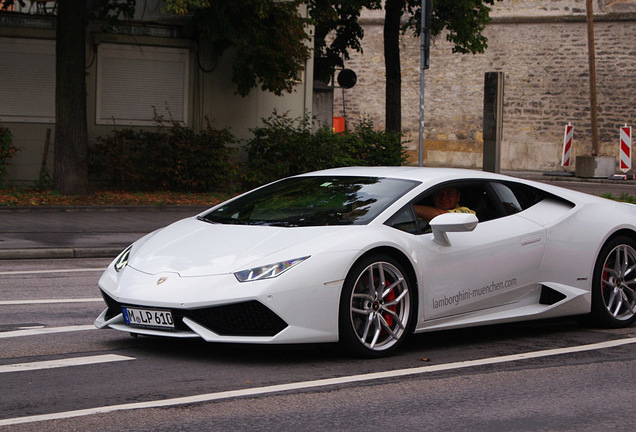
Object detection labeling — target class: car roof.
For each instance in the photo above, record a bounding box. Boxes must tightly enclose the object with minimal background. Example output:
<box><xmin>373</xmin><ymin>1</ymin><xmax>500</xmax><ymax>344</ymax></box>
<box><xmin>298</xmin><ymin>166</ymin><xmax>511</xmax><ymax>184</ymax></box>
<box><xmin>301</xmin><ymin>166</ymin><xmax>613</xmax><ymax>208</ymax></box>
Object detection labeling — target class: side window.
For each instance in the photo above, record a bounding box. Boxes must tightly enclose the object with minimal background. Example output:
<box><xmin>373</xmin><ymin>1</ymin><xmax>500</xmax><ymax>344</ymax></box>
<box><xmin>400</xmin><ymin>180</ymin><xmax>563</xmax><ymax>231</ymax></box>
<box><xmin>491</xmin><ymin>183</ymin><xmax>523</xmax><ymax>215</ymax></box>
<box><xmin>490</xmin><ymin>181</ymin><xmax>548</xmax><ymax>214</ymax></box>
<box><xmin>385</xmin><ymin>206</ymin><xmax>419</xmax><ymax>234</ymax></box>
<box><xmin>456</xmin><ymin>183</ymin><xmax>500</xmax><ymax>222</ymax></box>
<box><xmin>411</xmin><ymin>180</ymin><xmax>501</xmax><ymax>226</ymax></box>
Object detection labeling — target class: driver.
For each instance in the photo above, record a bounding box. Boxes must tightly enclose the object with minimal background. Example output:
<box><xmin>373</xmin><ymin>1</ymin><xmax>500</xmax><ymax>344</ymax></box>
<box><xmin>415</xmin><ymin>187</ymin><xmax>475</xmax><ymax>222</ymax></box>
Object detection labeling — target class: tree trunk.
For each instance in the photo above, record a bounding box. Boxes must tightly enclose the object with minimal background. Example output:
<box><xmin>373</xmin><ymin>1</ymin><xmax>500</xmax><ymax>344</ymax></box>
<box><xmin>384</xmin><ymin>0</ymin><xmax>402</xmax><ymax>133</ymax></box>
<box><xmin>54</xmin><ymin>0</ymin><xmax>89</xmax><ymax>194</ymax></box>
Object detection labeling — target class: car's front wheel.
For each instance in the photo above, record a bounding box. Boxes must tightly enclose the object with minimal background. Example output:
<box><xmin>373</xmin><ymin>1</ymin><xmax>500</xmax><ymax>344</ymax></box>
<box><xmin>591</xmin><ymin>236</ymin><xmax>636</xmax><ymax>328</ymax></box>
<box><xmin>339</xmin><ymin>254</ymin><xmax>414</xmax><ymax>357</ymax></box>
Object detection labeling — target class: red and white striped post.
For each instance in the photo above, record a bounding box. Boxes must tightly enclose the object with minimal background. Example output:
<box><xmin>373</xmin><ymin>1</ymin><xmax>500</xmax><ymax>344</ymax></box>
<box><xmin>619</xmin><ymin>125</ymin><xmax>632</xmax><ymax>172</ymax></box>
<box><xmin>562</xmin><ymin>123</ymin><xmax>573</xmax><ymax>167</ymax></box>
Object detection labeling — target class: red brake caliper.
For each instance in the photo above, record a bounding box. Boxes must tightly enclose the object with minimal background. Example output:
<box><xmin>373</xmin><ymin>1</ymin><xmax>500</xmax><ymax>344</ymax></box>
<box><xmin>383</xmin><ymin>289</ymin><xmax>396</xmax><ymax>328</ymax></box>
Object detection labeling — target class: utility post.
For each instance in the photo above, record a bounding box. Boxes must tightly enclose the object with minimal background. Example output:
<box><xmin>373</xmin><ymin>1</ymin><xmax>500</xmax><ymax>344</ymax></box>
<box><xmin>418</xmin><ymin>0</ymin><xmax>432</xmax><ymax>167</ymax></box>
<box><xmin>576</xmin><ymin>0</ymin><xmax>616</xmax><ymax>177</ymax></box>
<box><xmin>585</xmin><ymin>0</ymin><xmax>600</xmax><ymax>157</ymax></box>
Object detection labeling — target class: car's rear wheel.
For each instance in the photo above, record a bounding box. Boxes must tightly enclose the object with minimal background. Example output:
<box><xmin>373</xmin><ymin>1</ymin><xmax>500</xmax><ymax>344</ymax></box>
<box><xmin>339</xmin><ymin>254</ymin><xmax>414</xmax><ymax>357</ymax></box>
<box><xmin>591</xmin><ymin>236</ymin><xmax>636</xmax><ymax>328</ymax></box>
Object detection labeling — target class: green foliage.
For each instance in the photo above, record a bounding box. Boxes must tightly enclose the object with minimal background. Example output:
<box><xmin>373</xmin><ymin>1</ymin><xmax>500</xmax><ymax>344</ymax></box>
<box><xmin>165</xmin><ymin>0</ymin><xmax>378</xmax><ymax>90</ymax></box>
<box><xmin>242</xmin><ymin>113</ymin><xmax>316</xmax><ymax>186</ymax></box>
<box><xmin>180</xmin><ymin>0</ymin><xmax>311</xmax><ymax>96</ymax></box>
<box><xmin>243</xmin><ymin>113</ymin><xmax>407</xmax><ymax>187</ymax></box>
<box><xmin>164</xmin><ymin>0</ymin><xmax>210</xmax><ymax>15</ymax></box>
<box><xmin>95</xmin><ymin>0</ymin><xmax>136</xmax><ymax>26</ymax></box>
<box><xmin>310</xmin><ymin>0</ymin><xmax>502</xmax><ymax>83</ymax></box>
<box><xmin>89</xmin><ymin>113</ymin><xmax>405</xmax><ymax>193</ymax></box>
<box><xmin>404</xmin><ymin>0</ymin><xmax>501</xmax><ymax>54</ymax></box>
<box><xmin>0</xmin><ymin>125</ymin><xmax>19</xmax><ymax>187</ymax></box>
<box><xmin>89</xmin><ymin>119</ymin><xmax>238</xmax><ymax>192</ymax></box>
<box><xmin>309</xmin><ymin>0</ymin><xmax>380</xmax><ymax>82</ymax></box>
<box><xmin>0</xmin><ymin>0</ymin><xmax>25</xmax><ymax>10</ymax></box>
<box><xmin>347</xmin><ymin>117</ymin><xmax>406</xmax><ymax>165</ymax></box>
<box><xmin>162</xmin><ymin>0</ymin><xmax>501</xmax><ymax>111</ymax></box>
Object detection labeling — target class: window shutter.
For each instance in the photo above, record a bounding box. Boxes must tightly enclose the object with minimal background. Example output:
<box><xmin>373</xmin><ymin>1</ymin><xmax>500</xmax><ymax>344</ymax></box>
<box><xmin>96</xmin><ymin>44</ymin><xmax>189</xmax><ymax>125</ymax></box>
<box><xmin>0</xmin><ymin>38</ymin><xmax>55</xmax><ymax>123</ymax></box>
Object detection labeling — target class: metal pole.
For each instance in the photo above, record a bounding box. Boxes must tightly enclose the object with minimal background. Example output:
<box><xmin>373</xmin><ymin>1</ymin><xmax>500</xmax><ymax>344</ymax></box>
<box><xmin>418</xmin><ymin>0</ymin><xmax>428</xmax><ymax>167</ymax></box>
<box><xmin>585</xmin><ymin>0</ymin><xmax>600</xmax><ymax>156</ymax></box>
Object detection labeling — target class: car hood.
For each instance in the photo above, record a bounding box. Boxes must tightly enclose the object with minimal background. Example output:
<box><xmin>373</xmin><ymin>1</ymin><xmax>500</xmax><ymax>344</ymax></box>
<box><xmin>127</xmin><ymin>217</ymin><xmax>346</xmax><ymax>277</ymax></box>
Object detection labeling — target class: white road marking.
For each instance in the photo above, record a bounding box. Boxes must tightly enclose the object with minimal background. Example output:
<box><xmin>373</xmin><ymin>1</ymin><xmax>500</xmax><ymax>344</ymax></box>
<box><xmin>1</xmin><ymin>337</ymin><xmax>635</xmax><ymax>426</ymax></box>
<box><xmin>0</xmin><ymin>325</ymin><xmax>95</xmax><ymax>339</ymax></box>
<box><xmin>0</xmin><ymin>268</ymin><xmax>105</xmax><ymax>276</ymax></box>
<box><xmin>0</xmin><ymin>298</ymin><xmax>102</xmax><ymax>305</ymax></box>
<box><xmin>0</xmin><ymin>354</ymin><xmax>135</xmax><ymax>374</ymax></box>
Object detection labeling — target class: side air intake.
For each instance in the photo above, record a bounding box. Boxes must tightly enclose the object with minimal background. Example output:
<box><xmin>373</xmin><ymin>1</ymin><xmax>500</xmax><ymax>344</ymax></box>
<box><xmin>539</xmin><ymin>285</ymin><xmax>567</xmax><ymax>305</ymax></box>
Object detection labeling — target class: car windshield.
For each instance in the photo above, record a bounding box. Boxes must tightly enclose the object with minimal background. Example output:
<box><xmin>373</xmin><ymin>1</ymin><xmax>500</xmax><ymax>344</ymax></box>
<box><xmin>200</xmin><ymin>176</ymin><xmax>418</xmax><ymax>227</ymax></box>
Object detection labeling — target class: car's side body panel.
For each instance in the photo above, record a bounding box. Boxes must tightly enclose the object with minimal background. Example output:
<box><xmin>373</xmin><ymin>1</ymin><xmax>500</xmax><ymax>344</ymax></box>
<box><xmin>414</xmin><ymin>214</ymin><xmax>547</xmax><ymax>324</ymax></box>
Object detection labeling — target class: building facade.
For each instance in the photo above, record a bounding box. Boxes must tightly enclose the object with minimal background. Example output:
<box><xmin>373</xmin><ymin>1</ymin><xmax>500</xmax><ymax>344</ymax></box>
<box><xmin>334</xmin><ymin>0</ymin><xmax>636</xmax><ymax>172</ymax></box>
<box><xmin>0</xmin><ymin>2</ymin><xmax>314</xmax><ymax>185</ymax></box>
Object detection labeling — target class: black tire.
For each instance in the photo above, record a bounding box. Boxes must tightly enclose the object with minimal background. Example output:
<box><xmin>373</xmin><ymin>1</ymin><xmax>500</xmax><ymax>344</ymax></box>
<box><xmin>338</xmin><ymin>254</ymin><xmax>415</xmax><ymax>358</ymax></box>
<box><xmin>590</xmin><ymin>236</ymin><xmax>636</xmax><ymax>328</ymax></box>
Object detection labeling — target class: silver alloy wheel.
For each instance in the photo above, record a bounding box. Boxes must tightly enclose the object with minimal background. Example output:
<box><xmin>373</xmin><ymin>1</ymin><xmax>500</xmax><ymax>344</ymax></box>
<box><xmin>349</xmin><ymin>261</ymin><xmax>410</xmax><ymax>351</ymax></box>
<box><xmin>600</xmin><ymin>244</ymin><xmax>636</xmax><ymax>321</ymax></box>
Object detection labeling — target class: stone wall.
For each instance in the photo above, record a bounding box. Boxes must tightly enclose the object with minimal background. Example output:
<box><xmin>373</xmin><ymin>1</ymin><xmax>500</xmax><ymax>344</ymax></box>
<box><xmin>334</xmin><ymin>0</ymin><xmax>636</xmax><ymax>172</ymax></box>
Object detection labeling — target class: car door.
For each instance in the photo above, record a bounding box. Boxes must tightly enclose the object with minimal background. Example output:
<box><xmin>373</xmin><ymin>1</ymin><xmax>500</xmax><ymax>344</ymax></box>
<box><xmin>414</xmin><ymin>181</ymin><xmax>547</xmax><ymax>324</ymax></box>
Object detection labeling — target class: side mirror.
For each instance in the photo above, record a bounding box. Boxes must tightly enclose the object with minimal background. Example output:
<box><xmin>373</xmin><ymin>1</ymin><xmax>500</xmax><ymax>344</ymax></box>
<box><xmin>429</xmin><ymin>213</ymin><xmax>478</xmax><ymax>246</ymax></box>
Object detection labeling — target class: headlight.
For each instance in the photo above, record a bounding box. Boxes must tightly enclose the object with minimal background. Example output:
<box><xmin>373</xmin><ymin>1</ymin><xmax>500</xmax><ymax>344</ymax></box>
<box><xmin>234</xmin><ymin>256</ymin><xmax>310</xmax><ymax>282</ymax></box>
<box><xmin>113</xmin><ymin>245</ymin><xmax>133</xmax><ymax>272</ymax></box>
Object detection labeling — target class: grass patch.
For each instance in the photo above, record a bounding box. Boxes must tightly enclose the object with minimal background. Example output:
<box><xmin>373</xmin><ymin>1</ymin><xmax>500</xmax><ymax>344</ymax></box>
<box><xmin>601</xmin><ymin>193</ymin><xmax>636</xmax><ymax>204</ymax></box>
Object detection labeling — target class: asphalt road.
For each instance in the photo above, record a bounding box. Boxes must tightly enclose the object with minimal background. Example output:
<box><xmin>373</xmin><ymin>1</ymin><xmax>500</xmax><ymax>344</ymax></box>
<box><xmin>1</xmin><ymin>258</ymin><xmax>636</xmax><ymax>431</ymax></box>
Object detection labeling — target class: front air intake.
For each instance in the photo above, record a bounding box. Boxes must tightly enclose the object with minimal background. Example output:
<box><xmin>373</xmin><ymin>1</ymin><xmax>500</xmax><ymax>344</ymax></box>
<box><xmin>179</xmin><ymin>301</ymin><xmax>288</xmax><ymax>337</ymax></box>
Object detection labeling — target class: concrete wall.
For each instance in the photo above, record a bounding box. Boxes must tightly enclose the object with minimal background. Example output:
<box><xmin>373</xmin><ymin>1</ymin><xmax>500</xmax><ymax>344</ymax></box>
<box><xmin>334</xmin><ymin>0</ymin><xmax>636</xmax><ymax>172</ymax></box>
<box><xmin>1</xmin><ymin>13</ymin><xmax>313</xmax><ymax>185</ymax></box>
<box><xmin>195</xmin><ymin>43</ymin><xmax>314</xmax><ymax>141</ymax></box>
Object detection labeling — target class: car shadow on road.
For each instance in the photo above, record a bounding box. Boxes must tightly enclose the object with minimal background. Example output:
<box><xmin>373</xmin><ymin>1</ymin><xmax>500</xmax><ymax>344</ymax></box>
<box><xmin>100</xmin><ymin>316</ymin><xmax>611</xmax><ymax>367</ymax></box>
<box><xmin>401</xmin><ymin>316</ymin><xmax>610</xmax><ymax>359</ymax></box>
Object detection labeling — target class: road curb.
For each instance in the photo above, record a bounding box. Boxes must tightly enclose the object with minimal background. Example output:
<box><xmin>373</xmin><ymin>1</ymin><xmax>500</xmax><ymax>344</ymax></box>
<box><xmin>0</xmin><ymin>205</ymin><xmax>210</xmax><ymax>213</ymax></box>
<box><xmin>0</xmin><ymin>247</ymin><xmax>121</xmax><ymax>260</ymax></box>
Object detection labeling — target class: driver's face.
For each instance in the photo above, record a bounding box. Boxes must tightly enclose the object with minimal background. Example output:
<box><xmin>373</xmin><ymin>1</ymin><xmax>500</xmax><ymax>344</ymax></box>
<box><xmin>433</xmin><ymin>188</ymin><xmax>460</xmax><ymax>211</ymax></box>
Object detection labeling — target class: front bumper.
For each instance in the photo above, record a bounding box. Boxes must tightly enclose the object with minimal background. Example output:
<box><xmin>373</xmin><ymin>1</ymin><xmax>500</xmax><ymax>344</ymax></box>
<box><xmin>95</xmin><ymin>262</ymin><xmax>344</xmax><ymax>344</ymax></box>
<box><xmin>96</xmin><ymin>292</ymin><xmax>288</xmax><ymax>339</ymax></box>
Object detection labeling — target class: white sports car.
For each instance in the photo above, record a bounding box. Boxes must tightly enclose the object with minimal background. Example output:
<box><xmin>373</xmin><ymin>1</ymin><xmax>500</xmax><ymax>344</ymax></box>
<box><xmin>95</xmin><ymin>167</ymin><xmax>636</xmax><ymax>357</ymax></box>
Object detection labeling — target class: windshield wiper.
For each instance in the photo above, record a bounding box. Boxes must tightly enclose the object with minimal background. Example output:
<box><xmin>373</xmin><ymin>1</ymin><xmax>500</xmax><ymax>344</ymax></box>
<box><xmin>197</xmin><ymin>215</ymin><xmax>213</xmax><ymax>224</ymax></box>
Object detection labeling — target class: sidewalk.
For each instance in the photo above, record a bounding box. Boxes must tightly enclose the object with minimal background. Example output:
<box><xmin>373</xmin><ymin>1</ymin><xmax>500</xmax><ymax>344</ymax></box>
<box><xmin>0</xmin><ymin>206</ymin><xmax>209</xmax><ymax>260</ymax></box>
<box><xmin>506</xmin><ymin>170</ymin><xmax>636</xmax><ymax>196</ymax></box>
<box><xmin>0</xmin><ymin>171</ymin><xmax>634</xmax><ymax>260</ymax></box>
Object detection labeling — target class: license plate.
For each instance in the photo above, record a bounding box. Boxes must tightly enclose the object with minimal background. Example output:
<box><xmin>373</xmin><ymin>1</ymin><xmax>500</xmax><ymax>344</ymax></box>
<box><xmin>122</xmin><ymin>307</ymin><xmax>174</xmax><ymax>330</ymax></box>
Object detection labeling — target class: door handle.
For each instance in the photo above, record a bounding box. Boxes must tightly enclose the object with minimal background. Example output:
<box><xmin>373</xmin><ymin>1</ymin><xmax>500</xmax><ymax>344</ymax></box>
<box><xmin>521</xmin><ymin>234</ymin><xmax>543</xmax><ymax>246</ymax></box>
